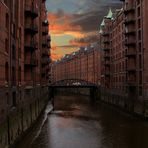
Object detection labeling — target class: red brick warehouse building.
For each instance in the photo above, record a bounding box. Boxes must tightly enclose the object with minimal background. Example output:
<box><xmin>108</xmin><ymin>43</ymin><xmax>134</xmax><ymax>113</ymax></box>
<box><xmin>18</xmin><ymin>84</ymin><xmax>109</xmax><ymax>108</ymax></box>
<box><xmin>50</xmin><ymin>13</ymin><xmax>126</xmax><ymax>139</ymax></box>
<box><xmin>100</xmin><ymin>9</ymin><xmax>126</xmax><ymax>94</ymax></box>
<box><xmin>99</xmin><ymin>0</ymin><xmax>148</xmax><ymax>113</ymax></box>
<box><xmin>51</xmin><ymin>45</ymin><xmax>101</xmax><ymax>86</ymax></box>
<box><xmin>0</xmin><ymin>0</ymin><xmax>51</xmax><ymax>147</ymax></box>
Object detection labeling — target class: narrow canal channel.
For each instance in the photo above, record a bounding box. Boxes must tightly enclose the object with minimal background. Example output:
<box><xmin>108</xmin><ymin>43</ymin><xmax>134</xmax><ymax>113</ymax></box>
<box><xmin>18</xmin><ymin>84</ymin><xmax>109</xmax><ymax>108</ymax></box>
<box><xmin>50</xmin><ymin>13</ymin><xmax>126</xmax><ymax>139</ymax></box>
<box><xmin>16</xmin><ymin>94</ymin><xmax>148</xmax><ymax>148</ymax></box>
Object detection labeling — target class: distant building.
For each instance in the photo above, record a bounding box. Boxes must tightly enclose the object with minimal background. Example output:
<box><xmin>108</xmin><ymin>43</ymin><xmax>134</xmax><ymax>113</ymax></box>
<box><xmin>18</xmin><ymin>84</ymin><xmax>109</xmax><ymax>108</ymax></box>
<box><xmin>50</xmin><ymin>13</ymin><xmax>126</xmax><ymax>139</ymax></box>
<box><xmin>51</xmin><ymin>45</ymin><xmax>101</xmax><ymax>85</ymax></box>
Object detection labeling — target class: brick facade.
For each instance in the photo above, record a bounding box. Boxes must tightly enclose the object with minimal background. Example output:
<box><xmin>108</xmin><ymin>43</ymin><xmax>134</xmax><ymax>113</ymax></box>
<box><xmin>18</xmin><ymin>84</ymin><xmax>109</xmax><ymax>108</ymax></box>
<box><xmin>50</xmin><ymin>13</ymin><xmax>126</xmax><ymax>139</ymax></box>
<box><xmin>98</xmin><ymin>0</ymin><xmax>148</xmax><ymax>115</ymax></box>
<box><xmin>51</xmin><ymin>46</ymin><xmax>100</xmax><ymax>85</ymax></box>
<box><xmin>100</xmin><ymin>0</ymin><xmax>148</xmax><ymax>99</ymax></box>
<box><xmin>0</xmin><ymin>0</ymin><xmax>51</xmax><ymax>147</ymax></box>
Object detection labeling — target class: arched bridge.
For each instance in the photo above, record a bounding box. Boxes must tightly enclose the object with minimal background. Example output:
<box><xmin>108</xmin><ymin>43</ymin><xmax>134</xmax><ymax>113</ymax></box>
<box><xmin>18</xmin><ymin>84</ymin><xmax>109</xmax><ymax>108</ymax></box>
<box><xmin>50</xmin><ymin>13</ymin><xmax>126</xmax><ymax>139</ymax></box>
<box><xmin>49</xmin><ymin>79</ymin><xmax>98</xmax><ymax>88</ymax></box>
<box><xmin>48</xmin><ymin>79</ymin><xmax>100</xmax><ymax>109</ymax></box>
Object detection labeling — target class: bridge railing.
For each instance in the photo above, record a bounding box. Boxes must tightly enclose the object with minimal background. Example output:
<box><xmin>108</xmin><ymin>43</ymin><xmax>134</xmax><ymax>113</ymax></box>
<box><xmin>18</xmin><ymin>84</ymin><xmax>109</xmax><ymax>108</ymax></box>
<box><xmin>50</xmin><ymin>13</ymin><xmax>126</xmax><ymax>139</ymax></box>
<box><xmin>50</xmin><ymin>79</ymin><xmax>99</xmax><ymax>87</ymax></box>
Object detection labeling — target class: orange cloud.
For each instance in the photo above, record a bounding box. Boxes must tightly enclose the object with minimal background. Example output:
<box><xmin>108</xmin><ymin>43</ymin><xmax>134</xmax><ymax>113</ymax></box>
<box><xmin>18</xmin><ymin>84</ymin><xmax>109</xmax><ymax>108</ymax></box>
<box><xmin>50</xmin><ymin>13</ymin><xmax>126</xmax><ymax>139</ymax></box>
<box><xmin>69</xmin><ymin>32</ymin><xmax>99</xmax><ymax>47</ymax></box>
<box><xmin>51</xmin><ymin>52</ymin><xmax>62</xmax><ymax>61</ymax></box>
<box><xmin>50</xmin><ymin>43</ymin><xmax>62</xmax><ymax>61</ymax></box>
<box><xmin>48</xmin><ymin>12</ymin><xmax>85</xmax><ymax>61</ymax></box>
<box><xmin>51</xmin><ymin>43</ymin><xmax>57</xmax><ymax>51</ymax></box>
<box><xmin>69</xmin><ymin>40</ymin><xmax>89</xmax><ymax>47</ymax></box>
<box><xmin>48</xmin><ymin>12</ymin><xmax>98</xmax><ymax>61</ymax></box>
<box><xmin>48</xmin><ymin>12</ymin><xmax>83</xmax><ymax>37</ymax></box>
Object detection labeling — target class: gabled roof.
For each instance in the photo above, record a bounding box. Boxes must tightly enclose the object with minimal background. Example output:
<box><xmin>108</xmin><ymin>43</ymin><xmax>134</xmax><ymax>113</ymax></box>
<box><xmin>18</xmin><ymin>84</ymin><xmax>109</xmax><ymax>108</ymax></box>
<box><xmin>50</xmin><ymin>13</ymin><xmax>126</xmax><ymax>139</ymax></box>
<box><xmin>99</xmin><ymin>28</ymin><xmax>103</xmax><ymax>34</ymax></box>
<box><xmin>100</xmin><ymin>19</ymin><xmax>105</xmax><ymax>27</ymax></box>
<box><xmin>106</xmin><ymin>8</ymin><xmax>113</xmax><ymax>19</ymax></box>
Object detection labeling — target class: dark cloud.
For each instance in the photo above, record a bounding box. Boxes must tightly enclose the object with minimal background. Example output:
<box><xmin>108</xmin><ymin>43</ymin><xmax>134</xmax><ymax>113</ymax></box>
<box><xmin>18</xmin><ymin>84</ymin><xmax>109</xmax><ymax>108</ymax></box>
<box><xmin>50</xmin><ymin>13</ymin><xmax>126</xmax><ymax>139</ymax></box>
<box><xmin>69</xmin><ymin>34</ymin><xmax>99</xmax><ymax>47</ymax></box>
<box><xmin>71</xmin><ymin>6</ymin><xmax>122</xmax><ymax>32</ymax></box>
<box><xmin>46</xmin><ymin>0</ymin><xmax>123</xmax><ymax>60</ymax></box>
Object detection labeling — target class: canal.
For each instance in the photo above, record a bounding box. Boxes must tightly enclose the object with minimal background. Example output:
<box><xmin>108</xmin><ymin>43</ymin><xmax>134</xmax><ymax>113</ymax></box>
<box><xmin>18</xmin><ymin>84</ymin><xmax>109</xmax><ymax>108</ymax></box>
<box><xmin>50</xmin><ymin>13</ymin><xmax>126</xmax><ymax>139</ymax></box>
<box><xmin>16</xmin><ymin>94</ymin><xmax>148</xmax><ymax>148</ymax></box>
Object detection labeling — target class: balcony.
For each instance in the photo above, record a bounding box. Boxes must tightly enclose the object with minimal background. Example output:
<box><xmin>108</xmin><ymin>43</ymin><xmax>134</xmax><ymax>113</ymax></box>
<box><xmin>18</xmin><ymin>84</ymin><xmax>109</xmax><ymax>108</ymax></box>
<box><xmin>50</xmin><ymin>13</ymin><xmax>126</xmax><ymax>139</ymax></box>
<box><xmin>126</xmin><ymin>79</ymin><xmax>136</xmax><ymax>86</ymax></box>
<box><xmin>102</xmin><ymin>32</ymin><xmax>109</xmax><ymax>36</ymax></box>
<box><xmin>126</xmin><ymin>65</ymin><xmax>136</xmax><ymax>72</ymax></box>
<box><xmin>103</xmin><ymin>60</ymin><xmax>110</xmax><ymax>66</ymax></box>
<box><xmin>42</xmin><ymin>67</ymin><xmax>46</xmax><ymax>75</ymax></box>
<box><xmin>48</xmin><ymin>58</ymin><xmax>52</xmax><ymax>63</ymax></box>
<box><xmin>125</xmin><ymin>40</ymin><xmax>136</xmax><ymax>47</ymax></box>
<box><xmin>25</xmin><ymin>57</ymin><xmax>38</xmax><ymax>67</ymax></box>
<box><xmin>24</xmin><ymin>81</ymin><xmax>34</xmax><ymax>89</ymax></box>
<box><xmin>42</xmin><ymin>28</ymin><xmax>49</xmax><ymax>35</ymax></box>
<box><xmin>24</xmin><ymin>41</ymin><xmax>37</xmax><ymax>51</ymax></box>
<box><xmin>42</xmin><ymin>49</ymin><xmax>49</xmax><ymax>57</ymax></box>
<box><xmin>47</xmin><ymin>43</ymin><xmax>51</xmax><ymax>48</ymax></box>
<box><xmin>11</xmin><ymin>80</ymin><xmax>16</xmax><ymax>86</ymax></box>
<box><xmin>25</xmin><ymin>5</ymin><xmax>38</xmax><ymax>19</ymax></box>
<box><xmin>104</xmin><ymin>53</ymin><xmax>110</xmax><ymax>59</ymax></box>
<box><xmin>42</xmin><ymin>20</ymin><xmax>49</xmax><ymax>26</ymax></box>
<box><xmin>124</xmin><ymin>30</ymin><xmax>135</xmax><ymax>36</ymax></box>
<box><xmin>102</xmin><ymin>48</ymin><xmax>110</xmax><ymax>51</ymax></box>
<box><xmin>42</xmin><ymin>58</ymin><xmax>50</xmax><ymax>66</ymax></box>
<box><xmin>103</xmin><ymin>40</ymin><xmax>110</xmax><ymax>44</ymax></box>
<box><xmin>25</xmin><ymin>23</ymin><xmax>38</xmax><ymax>35</ymax></box>
<box><xmin>124</xmin><ymin>18</ymin><xmax>135</xmax><ymax>25</ymax></box>
<box><xmin>124</xmin><ymin>6</ymin><xmax>135</xmax><ymax>15</ymax></box>
<box><xmin>125</xmin><ymin>50</ymin><xmax>136</xmax><ymax>57</ymax></box>
<box><xmin>42</xmin><ymin>40</ymin><xmax>47</xmax><ymax>47</ymax></box>
<box><xmin>47</xmin><ymin>36</ymin><xmax>51</xmax><ymax>42</ymax></box>
<box><xmin>103</xmin><ymin>70</ymin><xmax>110</xmax><ymax>76</ymax></box>
<box><xmin>46</xmin><ymin>67</ymin><xmax>50</xmax><ymax>72</ymax></box>
<box><xmin>42</xmin><ymin>66</ymin><xmax>49</xmax><ymax>74</ymax></box>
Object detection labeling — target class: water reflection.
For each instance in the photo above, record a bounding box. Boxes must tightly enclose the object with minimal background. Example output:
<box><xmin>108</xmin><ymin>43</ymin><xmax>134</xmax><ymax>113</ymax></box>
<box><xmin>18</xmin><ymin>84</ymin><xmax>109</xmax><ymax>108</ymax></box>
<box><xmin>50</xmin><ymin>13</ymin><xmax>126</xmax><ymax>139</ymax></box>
<box><xmin>16</xmin><ymin>94</ymin><xmax>148</xmax><ymax>148</ymax></box>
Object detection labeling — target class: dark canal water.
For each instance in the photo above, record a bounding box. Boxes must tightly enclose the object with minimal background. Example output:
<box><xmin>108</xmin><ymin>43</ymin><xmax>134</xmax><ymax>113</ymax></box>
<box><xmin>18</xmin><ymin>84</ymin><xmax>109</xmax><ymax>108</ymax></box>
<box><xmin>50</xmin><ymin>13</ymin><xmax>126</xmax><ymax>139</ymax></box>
<box><xmin>16</xmin><ymin>94</ymin><xmax>148</xmax><ymax>148</ymax></box>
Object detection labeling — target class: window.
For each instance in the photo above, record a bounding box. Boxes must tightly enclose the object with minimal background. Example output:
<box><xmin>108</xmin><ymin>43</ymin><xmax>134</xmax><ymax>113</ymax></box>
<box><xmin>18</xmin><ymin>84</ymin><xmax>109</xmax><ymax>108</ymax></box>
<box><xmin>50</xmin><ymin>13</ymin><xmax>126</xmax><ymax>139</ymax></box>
<box><xmin>137</xmin><ymin>7</ymin><xmax>140</xmax><ymax>17</ymax></box>
<box><xmin>19</xmin><ymin>66</ymin><xmax>21</xmax><ymax>82</ymax></box>
<box><xmin>137</xmin><ymin>0</ymin><xmax>140</xmax><ymax>5</ymax></box>
<box><xmin>139</xmin><ymin>87</ymin><xmax>142</xmax><ymax>96</ymax></box>
<box><xmin>5</xmin><ymin>13</ymin><xmax>9</xmax><ymax>30</ymax></box>
<box><xmin>138</xmin><ymin>19</ymin><xmax>141</xmax><ymax>28</ymax></box>
<box><xmin>6</xmin><ymin>93</ymin><xmax>9</xmax><ymax>105</ymax></box>
<box><xmin>12</xmin><ymin>24</ymin><xmax>16</xmax><ymax>37</ymax></box>
<box><xmin>138</xmin><ymin>30</ymin><xmax>141</xmax><ymax>40</ymax></box>
<box><xmin>139</xmin><ymin>42</ymin><xmax>142</xmax><ymax>52</ymax></box>
<box><xmin>12</xmin><ymin>45</ymin><xmax>16</xmax><ymax>59</ymax></box>
<box><xmin>139</xmin><ymin>55</ymin><xmax>142</xmax><ymax>69</ymax></box>
<box><xmin>18</xmin><ymin>48</ymin><xmax>21</xmax><ymax>58</ymax></box>
<box><xmin>5</xmin><ymin>39</ymin><xmax>8</xmax><ymax>53</ymax></box>
<box><xmin>5</xmin><ymin>62</ymin><xmax>9</xmax><ymax>83</ymax></box>
<box><xmin>19</xmin><ymin>91</ymin><xmax>22</xmax><ymax>101</ymax></box>
<box><xmin>12</xmin><ymin>67</ymin><xmax>16</xmax><ymax>85</ymax></box>
<box><xmin>12</xmin><ymin>92</ymin><xmax>16</xmax><ymax>107</ymax></box>
<box><xmin>139</xmin><ymin>71</ymin><xmax>142</xmax><ymax>84</ymax></box>
<box><xmin>18</xmin><ymin>28</ymin><xmax>22</xmax><ymax>58</ymax></box>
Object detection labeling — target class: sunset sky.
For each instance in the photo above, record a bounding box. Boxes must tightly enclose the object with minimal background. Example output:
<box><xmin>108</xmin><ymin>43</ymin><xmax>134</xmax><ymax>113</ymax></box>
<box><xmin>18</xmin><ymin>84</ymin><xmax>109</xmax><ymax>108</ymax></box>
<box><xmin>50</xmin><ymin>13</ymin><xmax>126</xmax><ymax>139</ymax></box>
<box><xmin>46</xmin><ymin>0</ymin><xmax>122</xmax><ymax>61</ymax></box>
